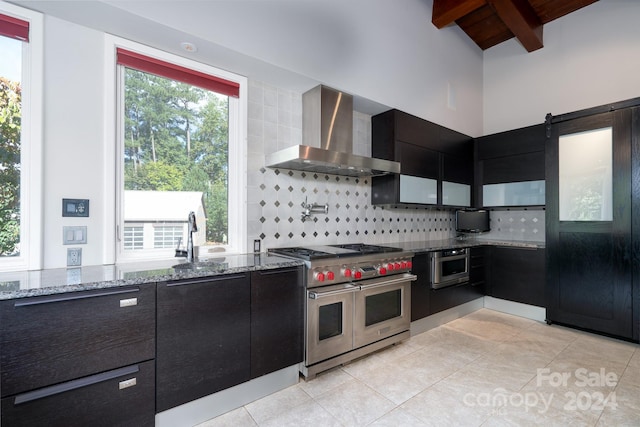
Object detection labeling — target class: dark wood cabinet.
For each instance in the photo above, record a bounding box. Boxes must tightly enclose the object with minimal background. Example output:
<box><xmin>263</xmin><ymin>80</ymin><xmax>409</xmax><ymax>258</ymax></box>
<box><xmin>469</xmin><ymin>246</ymin><xmax>487</xmax><ymax>291</ymax></box>
<box><xmin>396</xmin><ymin>141</ymin><xmax>439</xmax><ymax>179</ymax></box>
<box><xmin>371</xmin><ymin>109</ymin><xmax>473</xmax><ymax>207</ymax></box>
<box><xmin>410</xmin><ymin>253</ymin><xmax>431</xmax><ymax>321</ymax></box>
<box><xmin>0</xmin><ymin>286</ymin><xmax>155</xmax><ymax>397</ymax></box>
<box><xmin>250</xmin><ymin>267</ymin><xmax>304</xmax><ymax>378</ymax></box>
<box><xmin>0</xmin><ymin>286</ymin><xmax>156</xmax><ymax>426</ymax></box>
<box><xmin>1</xmin><ymin>361</ymin><xmax>155</xmax><ymax>427</ymax></box>
<box><xmin>156</xmin><ymin>274</ymin><xmax>251</xmax><ymax>412</ymax></box>
<box><xmin>429</xmin><ymin>281</ymin><xmax>483</xmax><ymax>315</ymax></box>
<box><xmin>411</xmin><ymin>248</ymin><xmax>485</xmax><ymax>320</ymax></box>
<box><xmin>474</xmin><ymin>123</ymin><xmax>546</xmax><ymax>207</ymax></box>
<box><xmin>489</xmin><ymin>246</ymin><xmax>545</xmax><ymax>307</ymax></box>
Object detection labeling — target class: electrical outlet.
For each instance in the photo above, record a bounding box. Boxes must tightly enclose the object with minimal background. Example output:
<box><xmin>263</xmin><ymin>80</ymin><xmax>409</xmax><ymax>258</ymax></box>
<box><xmin>67</xmin><ymin>248</ymin><xmax>82</xmax><ymax>267</ymax></box>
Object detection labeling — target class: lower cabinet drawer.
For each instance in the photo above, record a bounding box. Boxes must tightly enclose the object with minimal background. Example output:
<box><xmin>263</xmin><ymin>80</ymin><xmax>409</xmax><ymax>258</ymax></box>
<box><xmin>429</xmin><ymin>282</ymin><xmax>483</xmax><ymax>315</ymax></box>
<box><xmin>1</xmin><ymin>360</ymin><xmax>155</xmax><ymax>427</ymax></box>
<box><xmin>0</xmin><ymin>286</ymin><xmax>156</xmax><ymax>397</ymax></box>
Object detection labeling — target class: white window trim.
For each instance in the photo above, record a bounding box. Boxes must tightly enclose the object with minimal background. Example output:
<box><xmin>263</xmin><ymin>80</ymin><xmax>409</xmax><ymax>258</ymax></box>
<box><xmin>104</xmin><ymin>35</ymin><xmax>247</xmax><ymax>264</ymax></box>
<box><xmin>0</xmin><ymin>4</ymin><xmax>43</xmax><ymax>272</ymax></box>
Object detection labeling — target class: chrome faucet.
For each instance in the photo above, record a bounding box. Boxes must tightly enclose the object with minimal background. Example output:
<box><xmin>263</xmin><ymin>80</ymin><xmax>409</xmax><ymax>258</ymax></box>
<box><xmin>186</xmin><ymin>211</ymin><xmax>198</xmax><ymax>262</ymax></box>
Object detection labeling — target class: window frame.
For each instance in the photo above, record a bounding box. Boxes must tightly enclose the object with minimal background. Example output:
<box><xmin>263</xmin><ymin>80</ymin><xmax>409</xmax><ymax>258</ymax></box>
<box><xmin>105</xmin><ymin>36</ymin><xmax>247</xmax><ymax>263</ymax></box>
<box><xmin>0</xmin><ymin>4</ymin><xmax>43</xmax><ymax>272</ymax></box>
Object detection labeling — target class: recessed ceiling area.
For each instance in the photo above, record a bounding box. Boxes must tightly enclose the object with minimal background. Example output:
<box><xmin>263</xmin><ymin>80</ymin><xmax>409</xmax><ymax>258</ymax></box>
<box><xmin>432</xmin><ymin>0</ymin><xmax>599</xmax><ymax>52</ymax></box>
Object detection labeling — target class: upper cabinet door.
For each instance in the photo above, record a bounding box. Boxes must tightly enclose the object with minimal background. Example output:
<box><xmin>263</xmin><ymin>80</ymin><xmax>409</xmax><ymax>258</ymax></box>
<box><xmin>475</xmin><ymin>123</ymin><xmax>546</xmax><ymax>208</ymax></box>
<box><xmin>546</xmin><ymin>104</ymin><xmax>636</xmax><ymax>339</ymax></box>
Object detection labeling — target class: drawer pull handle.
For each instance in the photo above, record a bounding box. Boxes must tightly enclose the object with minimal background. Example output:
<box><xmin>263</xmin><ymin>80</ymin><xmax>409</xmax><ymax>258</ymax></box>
<box><xmin>14</xmin><ymin>365</ymin><xmax>139</xmax><ymax>405</ymax></box>
<box><xmin>119</xmin><ymin>377</ymin><xmax>137</xmax><ymax>390</ymax></box>
<box><xmin>119</xmin><ymin>297</ymin><xmax>138</xmax><ymax>308</ymax></box>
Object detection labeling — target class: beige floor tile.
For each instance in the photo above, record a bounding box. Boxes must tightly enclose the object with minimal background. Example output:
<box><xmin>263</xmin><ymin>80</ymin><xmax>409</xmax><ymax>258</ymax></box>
<box><xmin>368</xmin><ymin>407</ymin><xmax>428</xmax><ymax>426</ymax></box>
<box><xmin>258</xmin><ymin>401</ymin><xmax>342</xmax><ymax>427</ymax></box>
<box><xmin>356</xmin><ymin>361</ymin><xmax>432</xmax><ymax>405</ymax></box>
<box><xmin>401</xmin><ymin>386</ymin><xmax>493</xmax><ymax>427</ymax></box>
<box><xmin>298</xmin><ymin>366</ymin><xmax>353</xmax><ymax>398</ymax></box>
<box><xmin>315</xmin><ymin>378</ymin><xmax>396</xmax><ymax>426</ymax></box>
<box><xmin>195</xmin><ymin>406</ymin><xmax>257</xmax><ymax>427</ymax></box>
<box><xmin>243</xmin><ymin>384</ymin><xmax>311</xmax><ymax>424</ymax></box>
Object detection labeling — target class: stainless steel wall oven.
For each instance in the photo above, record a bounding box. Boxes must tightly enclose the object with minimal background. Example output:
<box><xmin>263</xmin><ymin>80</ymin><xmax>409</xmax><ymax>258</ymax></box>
<box><xmin>430</xmin><ymin>248</ymin><xmax>469</xmax><ymax>289</ymax></box>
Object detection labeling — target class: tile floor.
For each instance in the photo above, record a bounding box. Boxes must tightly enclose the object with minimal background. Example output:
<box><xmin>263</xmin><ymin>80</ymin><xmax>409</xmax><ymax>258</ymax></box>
<box><xmin>197</xmin><ymin>309</ymin><xmax>640</xmax><ymax>427</ymax></box>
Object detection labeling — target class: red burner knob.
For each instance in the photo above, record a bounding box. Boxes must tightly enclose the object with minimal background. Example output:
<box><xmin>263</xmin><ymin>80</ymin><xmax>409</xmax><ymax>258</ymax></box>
<box><xmin>327</xmin><ymin>271</ymin><xmax>335</xmax><ymax>280</ymax></box>
<box><xmin>343</xmin><ymin>268</ymin><xmax>352</xmax><ymax>278</ymax></box>
<box><xmin>394</xmin><ymin>262</ymin><xmax>402</xmax><ymax>270</ymax></box>
<box><xmin>401</xmin><ymin>261</ymin><xmax>408</xmax><ymax>269</ymax></box>
<box><xmin>386</xmin><ymin>263</ymin><xmax>394</xmax><ymax>271</ymax></box>
<box><xmin>354</xmin><ymin>271</ymin><xmax>362</xmax><ymax>279</ymax></box>
<box><xmin>315</xmin><ymin>272</ymin><xmax>325</xmax><ymax>282</ymax></box>
<box><xmin>379</xmin><ymin>267</ymin><xmax>387</xmax><ymax>275</ymax></box>
<box><xmin>407</xmin><ymin>261</ymin><xmax>412</xmax><ymax>269</ymax></box>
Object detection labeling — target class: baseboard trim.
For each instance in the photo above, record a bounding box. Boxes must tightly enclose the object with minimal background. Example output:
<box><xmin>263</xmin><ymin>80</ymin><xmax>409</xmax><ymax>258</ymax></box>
<box><xmin>410</xmin><ymin>298</ymin><xmax>484</xmax><ymax>336</ymax></box>
<box><xmin>155</xmin><ymin>365</ymin><xmax>299</xmax><ymax>427</ymax></box>
<box><xmin>483</xmin><ymin>296</ymin><xmax>546</xmax><ymax>322</ymax></box>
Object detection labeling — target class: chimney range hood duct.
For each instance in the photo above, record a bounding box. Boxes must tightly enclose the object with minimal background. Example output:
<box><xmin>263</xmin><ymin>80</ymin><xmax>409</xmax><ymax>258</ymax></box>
<box><xmin>265</xmin><ymin>85</ymin><xmax>400</xmax><ymax>177</ymax></box>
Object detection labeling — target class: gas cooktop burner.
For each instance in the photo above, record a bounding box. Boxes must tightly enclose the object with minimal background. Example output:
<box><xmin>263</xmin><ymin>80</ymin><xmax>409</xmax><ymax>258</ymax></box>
<box><xmin>330</xmin><ymin>243</ymin><xmax>403</xmax><ymax>254</ymax></box>
<box><xmin>269</xmin><ymin>243</ymin><xmax>404</xmax><ymax>261</ymax></box>
<box><xmin>268</xmin><ymin>247</ymin><xmax>335</xmax><ymax>261</ymax></box>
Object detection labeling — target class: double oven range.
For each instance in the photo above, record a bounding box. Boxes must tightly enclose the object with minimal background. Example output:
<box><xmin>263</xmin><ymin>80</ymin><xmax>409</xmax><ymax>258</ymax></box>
<box><xmin>269</xmin><ymin>244</ymin><xmax>416</xmax><ymax>380</ymax></box>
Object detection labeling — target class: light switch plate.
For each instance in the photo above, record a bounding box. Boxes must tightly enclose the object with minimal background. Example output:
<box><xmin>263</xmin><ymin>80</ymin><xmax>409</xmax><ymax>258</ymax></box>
<box><xmin>63</xmin><ymin>226</ymin><xmax>87</xmax><ymax>245</ymax></box>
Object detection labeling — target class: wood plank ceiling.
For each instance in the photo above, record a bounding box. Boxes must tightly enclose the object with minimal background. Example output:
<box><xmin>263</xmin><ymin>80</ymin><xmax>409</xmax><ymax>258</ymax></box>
<box><xmin>432</xmin><ymin>0</ymin><xmax>599</xmax><ymax>52</ymax></box>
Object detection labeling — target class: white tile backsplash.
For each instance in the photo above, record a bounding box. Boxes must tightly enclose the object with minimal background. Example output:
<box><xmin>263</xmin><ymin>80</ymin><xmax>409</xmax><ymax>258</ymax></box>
<box><xmin>481</xmin><ymin>210</ymin><xmax>546</xmax><ymax>242</ymax></box>
<box><xmin>247</xmin><ymin>80</ymin><xmax>457</xmax><ymax>250</ymax></box>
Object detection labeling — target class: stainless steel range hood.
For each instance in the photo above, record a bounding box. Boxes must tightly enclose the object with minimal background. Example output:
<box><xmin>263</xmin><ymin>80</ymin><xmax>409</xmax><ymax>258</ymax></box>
<box><xmin>265</xmin><ymin>85</ymin><xmax>400</xmax><ymax>177</ymax></box>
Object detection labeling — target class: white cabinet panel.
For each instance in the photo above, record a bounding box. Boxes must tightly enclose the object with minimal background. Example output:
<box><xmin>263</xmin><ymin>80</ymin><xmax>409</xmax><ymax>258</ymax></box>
<box><xmin>483</xmin><ymin>180</ymin><xmax>545</xmax><ymax>207</ymax></box>
<box><xmin>442</xmin><ymin>181</ymin><xmax>470</xmax><ymax>207</ymax></box>
<box><xmin>399</xmin><ymin>175</ymin><xmax>437</xmax><ymax>204</ymax></box>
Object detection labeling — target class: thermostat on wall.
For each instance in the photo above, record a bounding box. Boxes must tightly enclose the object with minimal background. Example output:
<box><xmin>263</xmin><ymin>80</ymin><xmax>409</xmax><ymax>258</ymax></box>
<box><xmin>62</xmin><ymin>199</ymin><xmax>89</xmax><ymax>217</ymax></box>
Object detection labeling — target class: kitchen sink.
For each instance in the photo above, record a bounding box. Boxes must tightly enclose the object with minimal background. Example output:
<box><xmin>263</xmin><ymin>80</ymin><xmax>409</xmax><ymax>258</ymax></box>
<box><xmin>172</xmin><ymin>258</ymin><xmax>226</xmax><ymax>271</ymax></box>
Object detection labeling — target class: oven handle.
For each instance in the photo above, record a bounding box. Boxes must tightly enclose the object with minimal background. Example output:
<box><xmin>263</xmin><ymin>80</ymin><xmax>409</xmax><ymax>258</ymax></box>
<box><xmin>358</xmin><ymin>273</ymin><xmax>418</xmax><ymax>291</ymax></box>
<box><xmin>308</xmin><ymin>286</ymin><xmax>358</xmax><ymax>299</ymax></box>
<box><xmin>436</xmin><ymin>254</ymin><xmax>468</xmax><ymax>262</ymax></box>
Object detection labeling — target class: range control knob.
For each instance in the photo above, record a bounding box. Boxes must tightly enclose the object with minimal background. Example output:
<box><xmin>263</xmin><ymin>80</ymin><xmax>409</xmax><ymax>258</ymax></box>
<box><xmin>394</xmin><ymin>262</ymin><xmax>402</xmax><ymax>270</ymax></box>
<box><xmin>386</xmin><ymin>263</ymin><xmax>394</xmax><ymax>271</ymax></box>
<box><xmin>354</xmin><ymin>270</ymin><xmax>362</xmax><ymax>279</ymax></box>
<box><xmin>326</xmin><ymin>271</ymin><xmax>335</xmax><ymax>281</ymax></box>
<box><xmin>378</xmin><ymin>266</ymin><xmax>387</xmax><ymax>275</ymax></box>
<box><xmin>314</xmin><ymin>272</ymin><xmax>325</xmax><ymax>282</ymax></box>
<box><xmin>342</xmin><ymin>268</ymin><xmax>352</xmax><ymax>278</ymax></box>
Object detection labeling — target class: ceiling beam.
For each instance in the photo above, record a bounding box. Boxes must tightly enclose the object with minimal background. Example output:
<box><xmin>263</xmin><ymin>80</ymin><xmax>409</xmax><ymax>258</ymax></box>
<box><xmin>432</xmin><ymin>0</ymin><xmax>487</xmax><ymax>29</ymax></box>
<box><xmin>488</xmin><ymin>0</ymin><xmax>543</xmax><ymax>52</ymax></box>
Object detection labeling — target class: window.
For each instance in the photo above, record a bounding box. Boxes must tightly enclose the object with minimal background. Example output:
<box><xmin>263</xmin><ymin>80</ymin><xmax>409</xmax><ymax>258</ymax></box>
<box><xmin>0</xmin><ymin>5</ymin><xmax>42</xmax><ymax>271</ymax></box>
<box><xmin>112</xmin><ymin>40</ymin><xmax>247</xmax><ymax>261</ymax></box>
<box><xmin>123</xmin><ymin>225</ymin><xmax>144</xmax><ymax>250</ymax></box>
<box><xmin>153</xmin><ymin>225</ymin><xmax>183</xmax><ymax>249</ymax></box>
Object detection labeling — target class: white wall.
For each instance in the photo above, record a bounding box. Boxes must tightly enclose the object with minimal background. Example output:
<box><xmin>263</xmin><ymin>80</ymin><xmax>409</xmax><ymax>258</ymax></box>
<box><xmin>42</xmin><ymin>16</ymin><xmax>106</xmax><ymax>268</ymax></box>
<box><xmin>483</xmin><ymin>0</ymin><xmax>640</xmax><ymax>134</ymax></box>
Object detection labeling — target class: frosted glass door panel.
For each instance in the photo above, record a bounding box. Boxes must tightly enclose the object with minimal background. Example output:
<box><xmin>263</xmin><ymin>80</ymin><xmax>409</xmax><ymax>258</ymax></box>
<box><xmin>483</xmin><ymin>180</ymin><xmax>545</xmax><ymax>206</ymax></box>
<box><xmin>442</xmin><ymin>181</ymin><xmax>470</xmax><ymax>207</ymax></box>
<box><xmin>559</xmin><ymin>127</ymin><xmax>612</xmax><ymax>221</ymax></box>
<box><xmin>399</xmin><ymin>175</ymin><xmax>437</xmax><ymax>204</ymax></box>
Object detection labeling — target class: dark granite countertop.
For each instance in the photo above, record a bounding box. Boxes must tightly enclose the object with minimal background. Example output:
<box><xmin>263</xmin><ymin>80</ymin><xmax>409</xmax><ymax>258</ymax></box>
<box><xmin>0</xmin><ymin>254</ymin><xmax>304</xmax><ymax>301</ymax></box>
<box><xmin>391</xmin><ymin>238</ymin><xmax>545</xmax><ymax>253</ymax></box>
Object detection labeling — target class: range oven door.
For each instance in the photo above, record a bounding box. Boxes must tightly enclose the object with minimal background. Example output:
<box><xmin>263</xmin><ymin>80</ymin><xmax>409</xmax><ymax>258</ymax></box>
<box><xmin>353</xmin><ymin>273</ymin><xmax>416</xmax><ymax>349</ymax></box>
<box><xmin>306</xmin><ymin>284</ymin><xmax>357</xmax><ymax>366</ymax></box>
